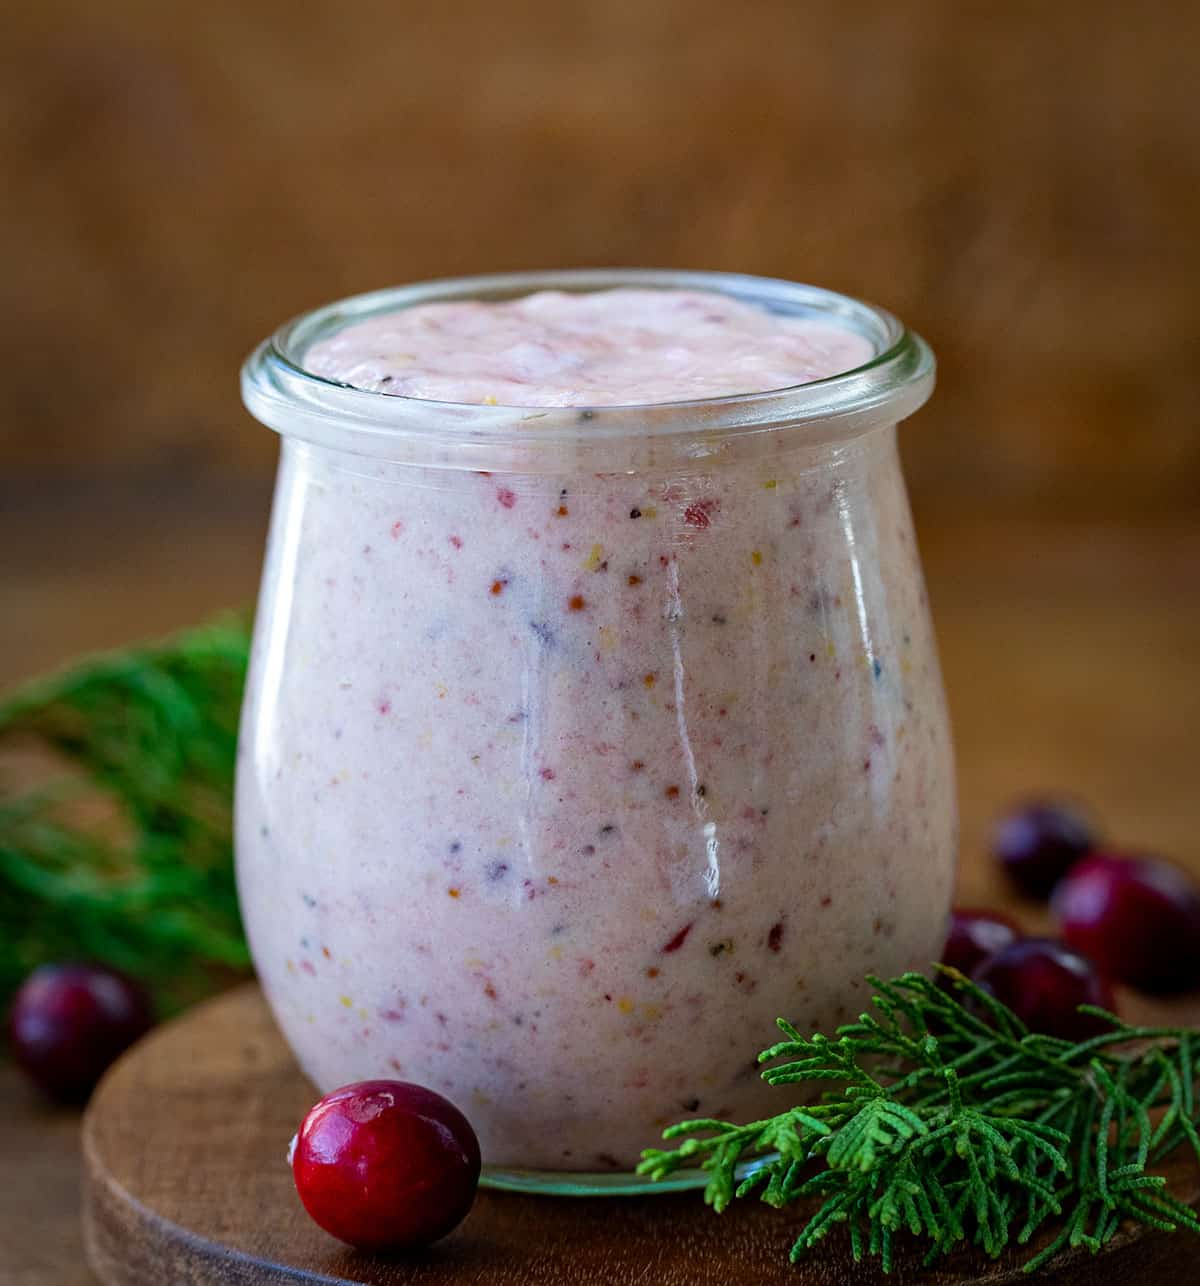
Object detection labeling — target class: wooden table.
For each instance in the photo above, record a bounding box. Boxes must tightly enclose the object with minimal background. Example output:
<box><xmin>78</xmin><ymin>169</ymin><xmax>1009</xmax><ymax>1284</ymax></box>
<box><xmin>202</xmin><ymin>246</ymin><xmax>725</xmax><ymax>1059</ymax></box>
<box><xmin>78</xmin><ymin>983</ymin><xmax>1200</xmax><ymax>1285</ymax></box>
<box><xmin>3</xmin><ymin>487</ymin><xmax>1199</xmax><ymax>1283</ymax></box>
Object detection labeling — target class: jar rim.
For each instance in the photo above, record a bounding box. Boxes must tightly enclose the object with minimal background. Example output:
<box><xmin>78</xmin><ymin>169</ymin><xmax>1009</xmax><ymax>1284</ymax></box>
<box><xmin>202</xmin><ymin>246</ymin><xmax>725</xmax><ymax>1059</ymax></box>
<box><xmin>242</xmin><ymin>269</ymin><xmax>934</xmax><ymax>467</ymax></box>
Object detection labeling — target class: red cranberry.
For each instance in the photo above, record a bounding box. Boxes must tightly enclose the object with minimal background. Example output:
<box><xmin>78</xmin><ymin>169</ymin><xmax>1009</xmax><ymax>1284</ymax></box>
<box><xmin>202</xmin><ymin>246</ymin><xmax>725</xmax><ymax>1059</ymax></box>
<box><xmin>941</xmin><ymin>908</ymin><xmax>1021</xmax><ymax>977</ymax></box>
<box><xmin>1053</xmin><ymin>852</ymin><xmax>1200</xmax><ymax>993</ymax></box>
<box><xmin>992</xmin><ymin>799</ymin><xmax>1096</xmax><ymax>899</ymax></box>
<box><xmin>291</xmin><ymin>1080</ymin><xmax>480</xmax><ymax>1250</ymax></box>
<box><xmin>8</xmin><ymin>963</ymin><xmax>154</xmax><ymax>1102</ymax></box>
<box><xmin>972</xmin><ymin>938</ymin><xmax>1114</xmax><ymax>1040</ymax></box>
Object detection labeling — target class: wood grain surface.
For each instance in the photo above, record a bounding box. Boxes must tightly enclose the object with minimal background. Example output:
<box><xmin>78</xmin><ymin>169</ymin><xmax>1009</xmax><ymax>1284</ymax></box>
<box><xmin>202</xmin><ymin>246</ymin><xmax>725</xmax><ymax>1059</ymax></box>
<box><xmin>2</xmin><ymin>0</ymin><xmax>1198</xmax><ymax>517</ymax></box>
<box><xmin>5</xmin><ymin>1065</ymin><xmax>96</xmax><ymax>1286</ymax></box>
<box><xmin>80</xmin><ymin>983</ymin><xmax>1200</xmax><ymax>1286</ymax></box>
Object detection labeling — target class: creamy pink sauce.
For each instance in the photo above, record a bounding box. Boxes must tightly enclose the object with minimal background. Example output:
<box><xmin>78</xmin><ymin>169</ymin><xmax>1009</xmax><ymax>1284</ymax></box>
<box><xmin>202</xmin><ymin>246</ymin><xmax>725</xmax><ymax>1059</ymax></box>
<box><xmin>303</xmin><ymin>288</ymin><xmax>875</xmax><ymax>405</ymax></box>
<box><xmin>237</xmin><ymin>287</ymin><xmax>955</xmax><ymax>1175</ymax></box>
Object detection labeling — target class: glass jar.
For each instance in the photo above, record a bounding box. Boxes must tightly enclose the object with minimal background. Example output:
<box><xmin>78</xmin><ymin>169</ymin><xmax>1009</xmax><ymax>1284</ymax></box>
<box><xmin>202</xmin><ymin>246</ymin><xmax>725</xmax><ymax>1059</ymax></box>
<box><xmin>237</xmin><ymin>269</ymin><xmax>955</xmax><ymax>1194</ymax></box>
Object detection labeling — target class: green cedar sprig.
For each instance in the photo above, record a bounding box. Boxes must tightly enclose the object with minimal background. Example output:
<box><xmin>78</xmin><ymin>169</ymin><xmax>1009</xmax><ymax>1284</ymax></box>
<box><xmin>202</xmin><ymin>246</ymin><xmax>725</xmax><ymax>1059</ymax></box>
<box><xmin>638</xmin><ymin>969</ymin><xmax>1200</xmax><ymax>1274</ymax></box>
<box><xmin>0</xmin><ymin>618</ymin><xmax>253</xmax><ymax>1013</ymax></box>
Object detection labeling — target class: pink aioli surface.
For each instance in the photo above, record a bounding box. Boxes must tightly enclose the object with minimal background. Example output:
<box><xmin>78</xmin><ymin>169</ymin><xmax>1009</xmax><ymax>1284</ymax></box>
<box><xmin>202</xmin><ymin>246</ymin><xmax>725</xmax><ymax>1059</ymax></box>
<box><xmin>303</xmin><ymin>288</ymin><xmax>875</xmax><ymax>406</ymax></box>
<box><xmin>236</xmin><ymin>285</ymin><xmax>956</xmax><ymax>1174</ymax></box>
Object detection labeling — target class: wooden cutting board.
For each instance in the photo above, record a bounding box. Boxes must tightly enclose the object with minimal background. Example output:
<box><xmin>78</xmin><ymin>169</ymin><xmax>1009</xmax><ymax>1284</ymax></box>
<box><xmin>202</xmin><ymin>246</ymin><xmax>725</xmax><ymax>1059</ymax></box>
<box><xmin>81</xmin><ymin>984</ymin><xmax>1200</xmax><ymax>1285</ymax></box>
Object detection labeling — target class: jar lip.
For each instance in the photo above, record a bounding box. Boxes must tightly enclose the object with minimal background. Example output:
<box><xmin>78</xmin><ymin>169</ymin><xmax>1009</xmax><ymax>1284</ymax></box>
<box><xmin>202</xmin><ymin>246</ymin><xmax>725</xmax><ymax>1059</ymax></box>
<box><xmin>242</xmin><ymin>269</ymin><xmax>934</xmax><ymax>463</ymax></box>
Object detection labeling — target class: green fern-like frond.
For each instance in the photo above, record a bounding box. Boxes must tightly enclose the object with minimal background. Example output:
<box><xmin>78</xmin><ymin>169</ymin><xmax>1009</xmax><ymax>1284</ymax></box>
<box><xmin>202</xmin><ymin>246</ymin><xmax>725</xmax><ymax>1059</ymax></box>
<box><xmin>0</xmin><ymin>618</ymin><xmax>252</xmax><ymax>1012</ymax></box>
<box><xmin>639</xmin><ymin>969</ymin><xmax>1200</xmax><ymax>1276</ymax></box>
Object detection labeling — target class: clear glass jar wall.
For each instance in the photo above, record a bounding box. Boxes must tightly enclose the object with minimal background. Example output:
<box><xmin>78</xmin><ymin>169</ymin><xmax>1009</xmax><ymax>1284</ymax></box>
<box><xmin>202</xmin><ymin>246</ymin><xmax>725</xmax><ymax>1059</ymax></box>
<box><xmin>236</xmin><ymin>270</ymin><xmax>956</xmax><ymax>1193</ymax></box>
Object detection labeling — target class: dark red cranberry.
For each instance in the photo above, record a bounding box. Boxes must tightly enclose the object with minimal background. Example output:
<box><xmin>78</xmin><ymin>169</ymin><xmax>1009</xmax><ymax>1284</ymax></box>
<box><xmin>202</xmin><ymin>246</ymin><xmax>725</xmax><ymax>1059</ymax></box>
<box><xmin>941</xmin><ymin>908</ymin><xmax>1021</xmax><ymax>978</ymax></box>
<box><xmin>992</xmin><ymin>799</ymin><xmax>1096</xmax><ymax>899</ymax></box>
<box><xmin>8</xmin><ymin>963</ymin><xmax>154</xmax><ymax>1102</ymax></box>
<box><xmin>291</xmin><ymin>1080</ymin><xmax>480</xmax><ymax>1250</ymax></box>
<box><xmin>1053</xmin><ymin>852</ymin><xmax>1200</xmax><ymax>993</ymax></box>
<box><xmin>972</xmin><ymin>938</ymin><xmax>1114</xmax><ymax>1040</ymax></box>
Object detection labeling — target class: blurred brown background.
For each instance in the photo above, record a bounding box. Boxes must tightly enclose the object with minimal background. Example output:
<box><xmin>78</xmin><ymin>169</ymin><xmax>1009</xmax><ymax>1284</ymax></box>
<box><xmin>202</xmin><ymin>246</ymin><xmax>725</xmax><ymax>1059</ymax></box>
<box><xmin>2</xmin><ymin>0</ymin><xmax>1198</xmax><ymax>872</ymax></box>
<box><xmin>5</xmin><ymin>0</ymin><xmax>1200</xmax><ymax>504</ymax></box>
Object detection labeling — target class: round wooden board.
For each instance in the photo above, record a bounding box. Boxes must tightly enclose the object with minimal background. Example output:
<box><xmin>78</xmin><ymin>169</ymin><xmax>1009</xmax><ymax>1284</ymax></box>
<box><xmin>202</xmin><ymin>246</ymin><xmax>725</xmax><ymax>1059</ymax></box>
<box><xmin>82</xmin><ymin>984</ymin><xmax>1200</xmax><ymax>1286</ymax></box>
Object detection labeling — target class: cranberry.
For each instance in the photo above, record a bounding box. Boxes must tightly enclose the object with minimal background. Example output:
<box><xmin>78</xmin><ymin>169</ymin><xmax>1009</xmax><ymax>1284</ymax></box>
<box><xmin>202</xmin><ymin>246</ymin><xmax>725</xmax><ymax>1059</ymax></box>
<box><xmin>8</xmin><ymin>963</ymin><xmax>154</xmax><ymax>1102</ymax></box>
<box><xmin>291</xmin><ymin>1080</ymin><xmax>480</xmax><ymax>1250</ymax></box>
<box><xmin>941</xmin><ymin>908</ymin><xmax>1021</xmax><ymax>978</ymax></box>
<box><xmin>992</xmin><ymin>799</ymin><xmax>1096</xmax><ymax>899</ymax></box>
<box><xmin>972</xmin><ymin>939</ymin><xmax>1114</xmax><ymax>1040</ymax></box>
<box><xmin>1053</xmin><ymin>852</ymin><xmax>1200</xmax><ymax>993</ymax></box>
